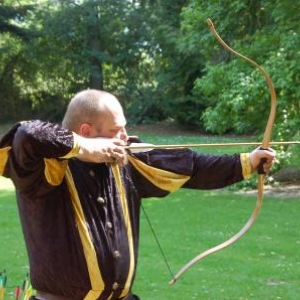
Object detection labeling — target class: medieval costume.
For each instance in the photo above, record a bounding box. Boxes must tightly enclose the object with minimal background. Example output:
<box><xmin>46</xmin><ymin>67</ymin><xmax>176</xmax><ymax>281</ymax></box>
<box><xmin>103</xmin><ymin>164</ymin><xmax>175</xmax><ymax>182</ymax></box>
<box><xmin>0</xmin><ymin>120</ymin><xmax>251</xmax><ymax>300</ymax></box>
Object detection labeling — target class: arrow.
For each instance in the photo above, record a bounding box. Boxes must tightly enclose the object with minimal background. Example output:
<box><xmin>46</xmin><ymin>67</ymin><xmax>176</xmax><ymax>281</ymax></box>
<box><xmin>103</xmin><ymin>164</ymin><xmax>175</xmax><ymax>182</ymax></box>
<box><xmin>126</xmin><ymin>141</ymin><xmax>300</xmax><ymax>153</ymax></box>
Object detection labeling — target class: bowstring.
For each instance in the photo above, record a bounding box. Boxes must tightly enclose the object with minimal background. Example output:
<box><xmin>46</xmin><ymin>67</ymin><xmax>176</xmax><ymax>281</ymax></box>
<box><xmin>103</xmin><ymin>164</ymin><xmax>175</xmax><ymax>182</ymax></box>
<box><xmin>136</xmin><ymin>27</ymin><xmax>210</xmax><ymax>282</ymax></box>
<box><xmin>141</xmin><ymin>203</ymin><xmax>175</xmax><ymax>281</ymax></box>
<box><xmin>124</xmin><ymin>165</ymin><xmax>175</xmax><ymax>280</ymax></box>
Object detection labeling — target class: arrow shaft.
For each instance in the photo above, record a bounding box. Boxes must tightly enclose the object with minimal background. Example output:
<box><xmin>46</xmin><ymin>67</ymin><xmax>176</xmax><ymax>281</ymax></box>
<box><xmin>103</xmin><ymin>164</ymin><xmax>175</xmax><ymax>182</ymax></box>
<box><xmin>127</xmin><ymin>141</ymin><xmax>299</xmax><ymax>151</ymax></box>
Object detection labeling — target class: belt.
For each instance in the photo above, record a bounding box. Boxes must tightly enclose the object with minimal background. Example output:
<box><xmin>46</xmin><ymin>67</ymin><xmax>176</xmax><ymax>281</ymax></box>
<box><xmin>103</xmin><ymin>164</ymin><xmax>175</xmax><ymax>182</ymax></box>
<box><xmin>121</xmin><ymin>292</ymin><xmax>134</xmax><ymax>300</ymax></box>
<box><xmin>35</xmin><ymin>291</ymin><xmax>135</xmax><ymax>300</ymax></box>
<box><xmin>35</xmin><ymin>291</ymin><xmax>72</xmax><ymax>300</ymax></box>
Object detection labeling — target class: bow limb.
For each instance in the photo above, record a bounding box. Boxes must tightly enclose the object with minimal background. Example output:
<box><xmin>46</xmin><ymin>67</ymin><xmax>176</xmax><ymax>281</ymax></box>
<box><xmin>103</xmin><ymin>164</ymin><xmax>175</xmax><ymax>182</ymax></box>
<box><xmin>169</xmin><ymin>19</ymin><xmax>276</xmax><ymax>285</ymax></box>
<box><xmin>206</xmin><ymin>18</ymin><xmax>277</xmax><ymax>149</ymax></box>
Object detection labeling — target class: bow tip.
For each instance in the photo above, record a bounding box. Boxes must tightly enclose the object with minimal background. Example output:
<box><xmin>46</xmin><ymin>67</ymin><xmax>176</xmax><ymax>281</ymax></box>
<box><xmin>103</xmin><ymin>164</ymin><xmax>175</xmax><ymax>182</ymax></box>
<box><xmin>169</xmin><ymin>278</ymin><xmax>177</xmax><ymax>286</ymax></box>
<box><xmin>206</xmin><ymin>18</ymin><xmax>213</xmax><ymax>27</ymax></box>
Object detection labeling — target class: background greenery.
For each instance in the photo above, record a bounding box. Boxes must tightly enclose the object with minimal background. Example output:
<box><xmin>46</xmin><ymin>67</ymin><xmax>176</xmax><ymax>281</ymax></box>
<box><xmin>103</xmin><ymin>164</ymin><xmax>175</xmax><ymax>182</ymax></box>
<box><xmin>1</xmin><ymin>1</ymin><xmax>299</xmax><ymax>139</ymax></box>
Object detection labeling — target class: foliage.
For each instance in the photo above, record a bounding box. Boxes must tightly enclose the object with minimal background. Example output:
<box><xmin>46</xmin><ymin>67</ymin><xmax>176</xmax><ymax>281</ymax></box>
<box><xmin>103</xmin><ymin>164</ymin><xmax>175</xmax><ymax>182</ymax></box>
<box><xmin>0</xmin><ymin>3</ymin><xmax>36</xmax><ymax>122</ymax></box>
<box><xmin>0</xmin><ymin>0</ymin><xmax>299</xmax><ymax>149</ymax></box>
<box><xmin>0</xmin><ymin>0</ymin><xmax>163</xmax><ymax>122</ymax></box>
<box><xmin>180</xmin><ymin>0</ymin><xmax>300</xmax><ymax>142</ymax></box>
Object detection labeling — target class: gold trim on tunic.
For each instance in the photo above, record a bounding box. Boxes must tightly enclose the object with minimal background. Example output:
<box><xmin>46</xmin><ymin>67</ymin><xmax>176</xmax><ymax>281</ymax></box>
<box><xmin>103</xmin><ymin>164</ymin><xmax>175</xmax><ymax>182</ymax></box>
<box><xmin>44</xmin><ymin>158</ymin><xmax>68</xmax><ymax>185</ymax></box>
<box><xmin>240</xmin><ymin>153</ymin><xmax>252</xmax><ymax>179</ymax></box>
<box><xmin>65</xmin><ymin>167</ymin><xmax>104</xmax><ymax>300</ymax></box>
<box><xmin>0</xmin><ymin>146</ymin><xmax>11</xmax><ymax>175</ymax></box>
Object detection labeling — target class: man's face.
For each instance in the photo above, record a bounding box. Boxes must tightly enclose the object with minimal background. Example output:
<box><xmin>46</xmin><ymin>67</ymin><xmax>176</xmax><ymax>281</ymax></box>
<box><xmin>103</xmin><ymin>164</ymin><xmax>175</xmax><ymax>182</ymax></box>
<box><xmin>85</xmin><ymin>103</ymin><xmax>128</xmax><ymax>142</ymax></box>
<box><xmin>92</xmin><ymin>112</ymin><xmax>127</xmax><ymax>140</ymax></box>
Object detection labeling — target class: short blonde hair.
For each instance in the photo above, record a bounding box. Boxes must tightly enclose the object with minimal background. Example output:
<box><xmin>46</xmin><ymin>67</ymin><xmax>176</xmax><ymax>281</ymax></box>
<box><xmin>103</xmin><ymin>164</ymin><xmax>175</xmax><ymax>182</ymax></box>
<box><xmin>62</xmin><ymin>89</ymin><xmax>120</xmax><ymax>132</ymax></box>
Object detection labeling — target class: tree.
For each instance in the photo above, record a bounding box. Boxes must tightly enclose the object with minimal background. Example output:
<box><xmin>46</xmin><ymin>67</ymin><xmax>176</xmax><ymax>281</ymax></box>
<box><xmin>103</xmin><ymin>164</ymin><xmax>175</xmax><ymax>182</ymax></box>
<box><xmin>0</xmin><ymin>0</ymin><xmax>162</xmax><ymax>122</ymax></box>
<box><xmin>1</xmin><ymin>0</ymin><xmax>299</xmax><ymax>146</ymax></box>
<box><xmin>0</xmin><ymin>2</ymin><xmax>37</xmax><ymax>122</ymax></box>
<box><xmin>179</xmin><ymin>0</ymin><xmax>300</xmax><ymax>142</ymax></box>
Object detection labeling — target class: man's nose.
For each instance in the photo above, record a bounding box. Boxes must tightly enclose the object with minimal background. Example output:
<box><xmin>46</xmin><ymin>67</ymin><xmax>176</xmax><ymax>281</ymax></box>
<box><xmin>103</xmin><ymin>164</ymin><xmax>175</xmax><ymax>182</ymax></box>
<box><xmin>118</xmin><ymin>129</ymin><xmax>128</xmax><ymax>141</ymax></box>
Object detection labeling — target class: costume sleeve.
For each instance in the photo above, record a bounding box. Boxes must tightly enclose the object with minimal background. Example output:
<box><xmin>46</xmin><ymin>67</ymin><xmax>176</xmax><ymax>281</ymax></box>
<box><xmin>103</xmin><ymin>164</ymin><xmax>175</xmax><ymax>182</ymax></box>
<box><xmin>183</xmin><ymin>151</ymin><xmax>245</xmax><ymax>189</ymax></box>
<box><xmin>12</xmin><ymin>120</ymin><xmax>75</xmax><ymax>161</ymax></box>
<box><xmin>0</xmin><ymin>120</ymin><xmax>78</xmax><ymax>189</ymax></box>
<box><xmin>129</xmin><ymin>148</ymin><xmax>250</xmax><ymax>197</ymax></box>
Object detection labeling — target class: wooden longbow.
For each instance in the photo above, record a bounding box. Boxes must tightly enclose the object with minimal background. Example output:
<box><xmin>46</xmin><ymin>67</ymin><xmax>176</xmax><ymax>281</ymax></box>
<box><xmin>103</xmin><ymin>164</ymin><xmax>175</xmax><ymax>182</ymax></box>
<box><xmin>167</xmin><ymin>19</ymin><xmax>277</xmax><ymax>285</ymax></box>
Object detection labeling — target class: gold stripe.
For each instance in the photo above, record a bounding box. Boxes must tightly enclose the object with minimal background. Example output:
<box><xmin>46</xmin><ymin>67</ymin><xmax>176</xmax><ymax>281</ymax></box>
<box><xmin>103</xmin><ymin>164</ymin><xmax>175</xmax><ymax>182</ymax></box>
<box><xmin>84</xmin><ymin>290</ymin><xmax>104</xmax><ymax>300</ymax></box>
<box><xmin>65</xmin><ymin>168</ymin><xmax>104</xmax><ymax>300</ymax></box>
<box><xmin>111</xmin><ymin>165</ymin><xmax>134</xmax><ymax>298</ymax></box>
<box><xmin>0</xmin><ymin>146</ymin><xmax>11</xmax><ymax>175</ymax></box>
<box><xmin>240</xmin><ymin>153</ymin><xmax>252</xmax><ymax>179</ymax></box>
<box><xmin>60</xmin><ymin>132</ymin><xmax>80</xmax><ymax>159</ymax></box>
<box><xmin>128</xmin><ymin>156</ymin><xmax>190</xmax><ymax>192</ymax></box>
<box><xmin>44</xmin><ymin>158</ymin><xmax>68</xmax><ymax>185</ymax></box>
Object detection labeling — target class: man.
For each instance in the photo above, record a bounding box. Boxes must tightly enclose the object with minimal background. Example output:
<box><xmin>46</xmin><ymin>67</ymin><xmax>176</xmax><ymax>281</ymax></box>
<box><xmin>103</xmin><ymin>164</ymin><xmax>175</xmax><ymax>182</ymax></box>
<box><xmin>0</xmin><ymin>89</ymin><xmax>275</xmax><ymax>300</ymax></box>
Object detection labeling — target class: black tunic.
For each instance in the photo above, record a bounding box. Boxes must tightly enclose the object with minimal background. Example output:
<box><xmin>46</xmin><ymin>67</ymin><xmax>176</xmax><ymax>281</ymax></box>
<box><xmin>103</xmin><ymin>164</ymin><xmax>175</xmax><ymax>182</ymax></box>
<box><xmin>0</xmin><ymin>120</ymin><xmax>246</xmax><ymax>300</ymax></box>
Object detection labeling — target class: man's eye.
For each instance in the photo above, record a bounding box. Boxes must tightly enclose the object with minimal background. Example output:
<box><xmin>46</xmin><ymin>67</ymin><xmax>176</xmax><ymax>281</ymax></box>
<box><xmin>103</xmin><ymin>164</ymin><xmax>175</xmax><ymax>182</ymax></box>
<box><xmin>110</xmin><ymin>129</ymin><xmax>119</xmax><ymax>135</ymax></box>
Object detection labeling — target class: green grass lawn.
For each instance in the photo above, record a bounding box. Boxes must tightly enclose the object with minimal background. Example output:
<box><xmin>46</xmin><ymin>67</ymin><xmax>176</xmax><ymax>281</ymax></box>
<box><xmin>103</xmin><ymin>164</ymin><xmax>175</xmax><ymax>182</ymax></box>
<box><xmin>134</xmin><ymin>190</ymin><xmax>300</xmax><ymax>299</ymax></box>
<box><xmin>0</xmin><ymin>132</ymin><xmax>299</xmax><ymax>299</ymax></box>
<box><xmin>0</xmin><ymin>177</ymin><xmax>28</xmax><ymax>299</ymax></box>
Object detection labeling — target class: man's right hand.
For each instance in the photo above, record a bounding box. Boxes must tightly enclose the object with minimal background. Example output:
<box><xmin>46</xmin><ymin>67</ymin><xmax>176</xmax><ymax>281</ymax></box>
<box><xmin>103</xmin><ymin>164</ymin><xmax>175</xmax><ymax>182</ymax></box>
<box><xmin>76</xmin><ymin>135</ymin><xmax>127</xmax><ymax>165</ymax></box>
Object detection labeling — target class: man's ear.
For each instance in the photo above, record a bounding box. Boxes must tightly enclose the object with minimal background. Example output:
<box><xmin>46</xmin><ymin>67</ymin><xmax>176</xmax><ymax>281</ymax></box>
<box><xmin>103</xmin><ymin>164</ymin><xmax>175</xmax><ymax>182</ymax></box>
<box><xmin>78</xmin><ymin>123</ymin><xmax>92</xmax><ymax>137</ymax></box>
